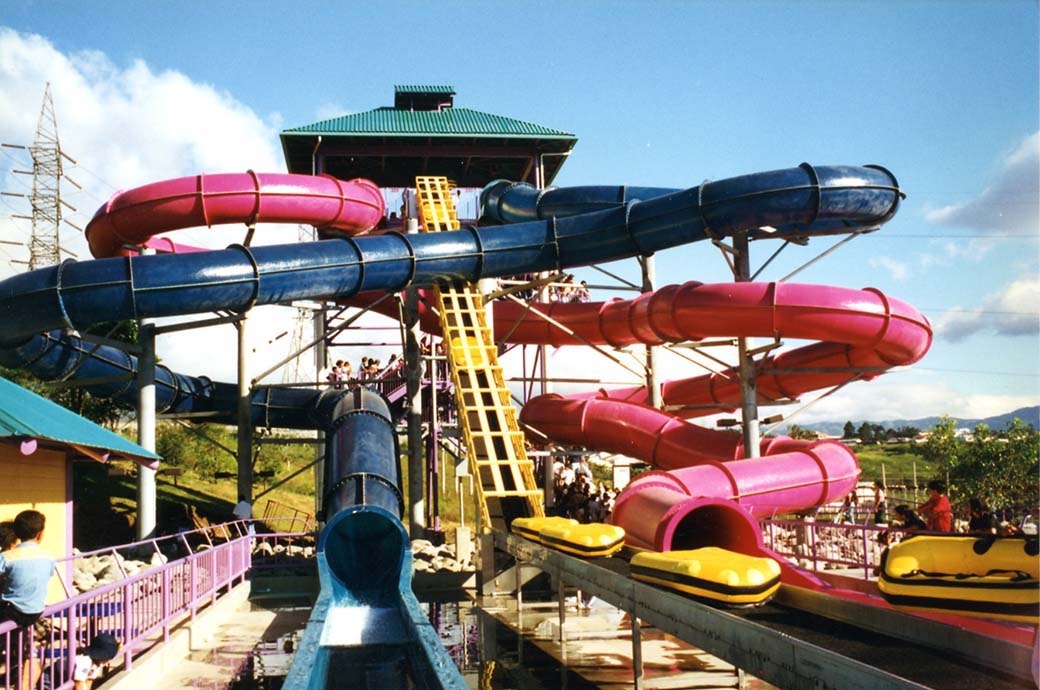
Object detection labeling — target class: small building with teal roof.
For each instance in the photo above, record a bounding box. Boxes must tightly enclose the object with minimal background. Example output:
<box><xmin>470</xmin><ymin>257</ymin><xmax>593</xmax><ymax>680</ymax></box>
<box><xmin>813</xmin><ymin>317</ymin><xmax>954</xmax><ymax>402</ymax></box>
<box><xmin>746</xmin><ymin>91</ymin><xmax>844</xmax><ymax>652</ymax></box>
<box><xmin>0</xmin><ymin>375</ymin><xmax>159</xmax><ymax>601</ymax></box>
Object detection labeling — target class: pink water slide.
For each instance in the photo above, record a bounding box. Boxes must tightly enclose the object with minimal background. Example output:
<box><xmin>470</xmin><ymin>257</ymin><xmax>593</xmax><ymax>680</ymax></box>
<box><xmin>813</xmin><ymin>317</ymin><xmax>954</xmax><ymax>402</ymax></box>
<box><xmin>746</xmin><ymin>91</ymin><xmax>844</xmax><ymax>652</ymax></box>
<box><xmin>349</xmin><ymin>279</ymin><xmax>931</xmax><ymax>561</ymax></box>
<box><xmin>507</xmin><ymin>280</ymin><xmax>931</xmax><ymax>566</ymax></box>
<box><xmin>85</xmin><ymin>171</ymin><xmax>384</xmax><ymax>257</ymax></box>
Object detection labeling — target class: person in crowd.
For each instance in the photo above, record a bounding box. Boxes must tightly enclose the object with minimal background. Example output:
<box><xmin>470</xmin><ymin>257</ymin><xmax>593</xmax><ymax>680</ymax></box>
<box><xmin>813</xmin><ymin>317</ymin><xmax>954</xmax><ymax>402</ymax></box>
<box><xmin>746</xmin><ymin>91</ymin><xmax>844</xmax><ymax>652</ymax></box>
<box><xmin>559</xmin><ymin>461</ymin><xmax>575</xmax><ymax>487</ymax></box>
<box><xmin>575</xmin><ymin>458</ymin><xmax>594</xmax><ymax>484</ymax></box>
<box><xmin>0</xmin><ymin>521</ymin><xmax>16</xmax><ymax>551</ymax></box>
<box><xmin>72</xmin><ymin>633</ymin><xmax>119</xmax><ymax>690</ymax></box>
<box><xmin>0</xmin><ymin>510</ymin><xmax>56</xmax><ymax>688</ymax></box>
<box><xmin>998</xmin><ymin>520</ymin><xmax>1024</xmax><ymax>536</ymax></box>
<box><xmin>893</xmin><ymin>504</ymin><xmax>927</xmax><ymax>531</ymax></box>
<box><xmin>559</xmin><ymin>274</ymin><xmax>576</xmax><ymax>302</ymax></box>
<box><xmin>872</xmin><ymin>480</ymin><xmax>887</xmax><ymax>525</ymax></box>
<box><xmin>232</xmin><ymin>494</ymin><xmax>252</xmax><ymax>522</ymax></box>
<box><xmin>967</xmin><ymin>497</ymin><xmax>998</xmax><ymax>534</ymax></box>
<box><xmin>326</xmin><ymin>361</ymin><xmax>348</xmax><ymax>389</ymax></box>
<box><xmin>837</xmin><ymin>490</ymin><xmax>858</xmax><ymax>523</ymax></box>
<box><xmin>40</xmin><ymin>632</ymin><xmax>120</xmax><ymax>690</ymax></box>
<box><xmin>575</xmin><ymin>280</ymin><xmax>591</xmax><ymax>303</ymax></box>
<box><xmin>918</xmin><ymin>479</ymin><xmax>953</xmax><ymax>532</ymax></box>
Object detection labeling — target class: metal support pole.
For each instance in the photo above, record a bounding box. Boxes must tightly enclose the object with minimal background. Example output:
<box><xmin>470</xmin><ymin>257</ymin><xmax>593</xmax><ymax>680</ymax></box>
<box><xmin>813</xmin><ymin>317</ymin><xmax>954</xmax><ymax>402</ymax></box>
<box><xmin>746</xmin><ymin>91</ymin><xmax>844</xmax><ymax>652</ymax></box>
<box><xmin>733</xmin><ymin>233</ymin><xmax>761</xmax><ymax>457</ymax></box>
<box><xmin>426</xmin><ymin>349</ymin><xmax>440</xmax><ymax>532</ymax></box>
<box><xmin>537</xmin><ymin>276</ymin><xmax>551</xmax><ymax>396</ymax></box>
<box><xmin>557</xmin><ymin>576</ymin><xmax>567</xmax><ymax>642</ymax></box>
<box><xmin>404</xmin><ymin>217</ymin><xmax>425</xmax><ymax>538</ymax></box>
<box><xmin>632</xmin><ymin>614</ymin><xmax>644</xmax><ymax>690</ymax></box>
<box><xmin>313</xmin><ymin>308</ymin><xmax>327</xmax><ymax>519</ymax></box>
<box><xmin>640</xmin><ymin>255</ymin><xmax>661</xmax><ymax>409</ymax></box>
<box><xmin>236</xmin><ymin>311</ymin><xmax>254</xmax><ymax>501</ymax></box>
<box><xmin>135</xmin><ymin>319</ymin><xmax>157</xmax><ymax>539</ymax></box>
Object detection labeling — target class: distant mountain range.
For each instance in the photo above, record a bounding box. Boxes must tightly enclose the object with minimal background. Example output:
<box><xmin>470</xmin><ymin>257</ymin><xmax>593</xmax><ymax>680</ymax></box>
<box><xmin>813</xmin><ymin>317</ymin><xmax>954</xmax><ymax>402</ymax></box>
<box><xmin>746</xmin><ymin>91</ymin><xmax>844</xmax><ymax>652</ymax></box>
<box><xmin>785</xmin><ymin>406</ymin><xmax>1040</xmax><ymax>437</ymax></box>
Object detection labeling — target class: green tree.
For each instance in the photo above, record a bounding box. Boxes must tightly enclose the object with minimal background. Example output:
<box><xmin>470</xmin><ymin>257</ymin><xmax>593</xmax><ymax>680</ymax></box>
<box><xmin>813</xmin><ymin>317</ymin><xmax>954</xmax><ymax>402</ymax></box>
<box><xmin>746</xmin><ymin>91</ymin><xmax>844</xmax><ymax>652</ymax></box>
<box><xmin>948</xmin><ymin>419</ymin><xmax>1039</xmax><ymax>516</ymax></box>
<box><xmin>0</xmin><ymin>320</ymin><xmax>138</xmax><ymax>429</ymax></box>
<box><xmin>787</xmin><ymin>424</ymin><xmax>818</xmax><ymax>440</ymax></box>
<box><xmin>842</xmin><ymin>421</ymin><xmax>856</xmax><ymax>439</ymax></box>
<box><xmin>857</xmin><ymin>422</ymin><xmax>886</xmax><ymax>444</ymax></box>
<box><xmin>921</xmin><ymin>416</ymin><xmax>958</xmax><ymax>482</ymax></box>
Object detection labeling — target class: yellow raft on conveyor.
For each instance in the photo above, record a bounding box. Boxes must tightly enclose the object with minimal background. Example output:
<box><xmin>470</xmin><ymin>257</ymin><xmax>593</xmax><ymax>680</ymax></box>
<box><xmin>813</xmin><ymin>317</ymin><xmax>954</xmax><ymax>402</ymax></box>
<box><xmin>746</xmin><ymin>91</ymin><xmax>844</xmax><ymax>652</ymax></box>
<box><xmin>511</xmin><ymin>516</ymin><xmax>625</xmax><ymax>558</ymax></box>
<box><xmin>877</xmin><ymin>534</ymin><xmax>1040</xmax><ymax>623</ymax></box>
<box><xmin>630</xmin><ymin>547</ymin><xmax>782</xmax><ymax>607</ymax></box>
<box><xmin>511</xmin><ymin>516</ymin><xmax>576</xmax><ymax>543</ymax></box>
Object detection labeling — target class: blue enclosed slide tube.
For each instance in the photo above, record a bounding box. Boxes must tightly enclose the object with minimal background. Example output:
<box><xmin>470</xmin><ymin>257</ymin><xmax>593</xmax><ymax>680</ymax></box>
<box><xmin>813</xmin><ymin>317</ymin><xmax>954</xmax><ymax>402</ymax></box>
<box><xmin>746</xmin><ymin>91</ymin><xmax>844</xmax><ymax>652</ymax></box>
<box><xmin>283</xmin><ymin>386</ymin><xmax>465</xmax><ymax>690</ymax></box>
<box><xmin>0</xmin><ymin>164</ymin><xmax>901</xmax><ymax>426</ymax></box>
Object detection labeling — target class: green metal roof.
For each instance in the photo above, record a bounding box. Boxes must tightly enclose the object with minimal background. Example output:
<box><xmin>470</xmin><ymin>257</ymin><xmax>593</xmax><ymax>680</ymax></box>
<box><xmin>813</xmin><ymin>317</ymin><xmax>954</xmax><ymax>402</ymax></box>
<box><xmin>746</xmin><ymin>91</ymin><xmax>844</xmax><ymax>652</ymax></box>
<box><xmin>283</xmin><ymin>107</ymin><xmax>576</xmax><ymax>139</ymax></box>
<box><xmin>0</xmin><ymin>376</ymin><xmax>160</xmax><ymax>467</ymax></box>
<box><xmin>394</xmin><ymin>84</ymin><xmax>455</xmax><ymax>95</ymax></box>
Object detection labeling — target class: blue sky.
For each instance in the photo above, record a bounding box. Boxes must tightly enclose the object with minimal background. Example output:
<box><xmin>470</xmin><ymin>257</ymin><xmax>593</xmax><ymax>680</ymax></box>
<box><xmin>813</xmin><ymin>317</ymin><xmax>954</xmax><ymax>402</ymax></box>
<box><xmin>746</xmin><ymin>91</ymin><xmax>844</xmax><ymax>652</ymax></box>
<box><xmin>0</xmin><ymin>1</ymin><xmax>1037</xmax><ymax>426</ymax></box>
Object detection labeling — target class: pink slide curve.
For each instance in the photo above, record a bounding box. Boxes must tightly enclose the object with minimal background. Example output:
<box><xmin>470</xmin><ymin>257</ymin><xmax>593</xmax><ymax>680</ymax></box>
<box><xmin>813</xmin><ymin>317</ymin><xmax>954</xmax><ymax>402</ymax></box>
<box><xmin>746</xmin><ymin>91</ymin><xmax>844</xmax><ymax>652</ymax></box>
<box><xmin>84</xmin><ymin>171</ymin><xmax>384</xmax><ymax>257</ymax></box>
<box><xmin>350</xmin><ymin>279</ymin><xmax>931</xmax><ymax>580</ymax></box>
<box><xmin>503</xmin><ymin>280</ymin><xmax>931</xmax><ymax>587</ymax></box>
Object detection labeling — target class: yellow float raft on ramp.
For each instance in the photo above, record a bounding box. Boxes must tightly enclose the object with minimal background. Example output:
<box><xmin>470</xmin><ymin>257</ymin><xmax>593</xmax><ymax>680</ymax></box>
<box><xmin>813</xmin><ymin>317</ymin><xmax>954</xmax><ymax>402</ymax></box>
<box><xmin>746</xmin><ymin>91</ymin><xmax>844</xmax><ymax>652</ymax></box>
<box><xmin>630</xmin><ymin>547</ymin><xmax>782</xmax><ymax>607</ymax></box>
<box><xmin>877</xmin><ymin>534</ymin><xmax>1039</xmax><ymax>624</ymax></box>
<box><xmin>511</xmin><ymin>516</ymin><xmax>625</xmax><ymax>558</ymax></box>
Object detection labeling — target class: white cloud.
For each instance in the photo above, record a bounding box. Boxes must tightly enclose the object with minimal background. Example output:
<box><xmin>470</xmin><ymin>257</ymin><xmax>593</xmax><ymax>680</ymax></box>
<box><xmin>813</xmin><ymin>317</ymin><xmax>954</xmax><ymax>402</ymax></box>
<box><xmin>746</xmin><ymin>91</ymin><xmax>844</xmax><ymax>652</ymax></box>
<box><xmin>868</xmin><ymin>255</ymin><xmax>909</xmax><ymax>281</ymax></box>
<box><xmin>926</xmin><ymin>131</ymin><xmax>1040</xmax><ymax>234</ymax></box>
<box><xmin>762</xmin><ymin>372</ymin><xmax>1036</xmax><ymax>427</ymax></box>
<box><xmin>0</xmin><ymin>28</ymin><xmax>300</xmax><ymax>384</ymax></box>
<box><xmin>934</xmin><ymin>274</ymin><xmax>1040</xmax><ymax>342</ymax></box>
<box><xmin>0</xmin><ymin>27</ymin><xmax>285</xmax><ymax>275</ymax></box>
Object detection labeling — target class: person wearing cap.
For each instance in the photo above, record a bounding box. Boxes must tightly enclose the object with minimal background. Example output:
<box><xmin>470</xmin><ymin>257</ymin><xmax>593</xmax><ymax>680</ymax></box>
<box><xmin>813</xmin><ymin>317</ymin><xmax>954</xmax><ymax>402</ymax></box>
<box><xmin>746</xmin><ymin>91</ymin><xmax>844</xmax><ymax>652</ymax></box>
<box><xmin>39</xmin><ymin>633</ymin><xmax>119</xmax><ymax>690</ymax></box>
<box><xmin>73</xmin><ymin>633</ymin><xmax>119</xmax><ymax>689</ymax></box>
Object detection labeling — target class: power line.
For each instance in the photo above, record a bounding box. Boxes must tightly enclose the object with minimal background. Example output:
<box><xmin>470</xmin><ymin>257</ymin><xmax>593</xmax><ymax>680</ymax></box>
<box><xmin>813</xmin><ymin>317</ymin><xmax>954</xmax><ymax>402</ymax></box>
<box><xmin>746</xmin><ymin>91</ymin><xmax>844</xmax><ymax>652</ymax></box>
<box><xmin>912</xmin><ymin>366</ymin><xmax>1040</xmax><ymax>378</ymax></box>
<box><xmin>920</xmin><ymin>307</ymin><xmax>1038</xmax><ymax>317</ymax></box>
<box><xmin>872</xmin><ymin>234</ymin><xmax>1037</xmax><ymax>239</ymax></box>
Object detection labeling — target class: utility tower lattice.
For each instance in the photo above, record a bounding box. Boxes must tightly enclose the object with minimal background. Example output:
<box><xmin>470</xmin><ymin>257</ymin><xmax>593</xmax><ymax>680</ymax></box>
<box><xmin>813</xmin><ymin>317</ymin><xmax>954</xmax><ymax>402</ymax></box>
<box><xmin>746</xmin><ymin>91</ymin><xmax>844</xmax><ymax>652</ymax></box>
<box><xmin>282</xmin><ymin>224</ymin><xmax>318</xmax><ymax>384</ymax></box>
<box><xmin>21</xmin><ymin>83</ymin><xmax>79</xmax><ymax>270</ymax></box>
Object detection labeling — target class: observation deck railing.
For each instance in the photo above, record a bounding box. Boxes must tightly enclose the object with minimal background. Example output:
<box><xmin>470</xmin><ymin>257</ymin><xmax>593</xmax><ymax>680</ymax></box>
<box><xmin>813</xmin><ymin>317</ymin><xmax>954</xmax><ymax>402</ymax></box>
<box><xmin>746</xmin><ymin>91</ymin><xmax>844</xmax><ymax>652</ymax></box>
<box><xmin>0</xmin><ymin>519</ymin><xmax>312</xmax><ymax>690</ymax></box>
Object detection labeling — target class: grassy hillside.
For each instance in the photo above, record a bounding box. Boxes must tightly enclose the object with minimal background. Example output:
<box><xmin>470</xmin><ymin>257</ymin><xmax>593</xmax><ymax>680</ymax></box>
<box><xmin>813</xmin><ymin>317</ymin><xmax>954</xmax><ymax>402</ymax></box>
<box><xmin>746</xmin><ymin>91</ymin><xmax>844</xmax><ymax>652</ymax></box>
<box><xmin>72</xmin><ymin>446</ymin><xmax>481</xmax><ymax>550</ymax></box>
<box><xmin>851</xmin><ymin>442</ymin><xmax>931</xmax><ymax>487</ymax></box>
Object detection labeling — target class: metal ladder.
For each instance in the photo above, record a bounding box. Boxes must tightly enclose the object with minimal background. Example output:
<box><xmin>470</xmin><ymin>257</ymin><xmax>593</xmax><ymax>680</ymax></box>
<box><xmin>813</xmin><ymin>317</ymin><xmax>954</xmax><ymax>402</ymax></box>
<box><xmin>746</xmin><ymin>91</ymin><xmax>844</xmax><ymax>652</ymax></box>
<box><xmin>415</xmin><ymin>176</ymin><xmax>544</xmax><ymax>532</ymax></box>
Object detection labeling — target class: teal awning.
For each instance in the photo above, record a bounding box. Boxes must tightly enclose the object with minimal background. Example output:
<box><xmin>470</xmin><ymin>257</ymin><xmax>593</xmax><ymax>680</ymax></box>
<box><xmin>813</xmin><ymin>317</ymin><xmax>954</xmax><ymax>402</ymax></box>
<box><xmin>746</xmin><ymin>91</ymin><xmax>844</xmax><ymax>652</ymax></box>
<box><xmin>0</xmin><ymin>376</ymin><xmax>160</xmax><ymax>468</ymax></box>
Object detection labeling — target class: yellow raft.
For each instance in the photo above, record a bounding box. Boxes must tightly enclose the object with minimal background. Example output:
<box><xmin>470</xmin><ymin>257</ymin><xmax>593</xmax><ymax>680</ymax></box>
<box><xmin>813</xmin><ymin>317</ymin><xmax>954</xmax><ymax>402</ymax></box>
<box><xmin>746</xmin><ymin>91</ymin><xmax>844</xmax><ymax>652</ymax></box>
<box><xmin>877</xmin><ymin>535</ymin><xmax>1039</xmax><ymax>623</ymax></box>
<box><xmin>511</xmin><ymin>516</ymin><xmax>577</xmax><ymax>543</ymax></box>
<box><xmin>511</xmin><ymin>516</ymin><xmax>625</xmax><ymax>558</ymax></box>
<box><xmin>630</xmin><ymin>547</ymin><xmax>782</xmax><ymax>607</ymax></box>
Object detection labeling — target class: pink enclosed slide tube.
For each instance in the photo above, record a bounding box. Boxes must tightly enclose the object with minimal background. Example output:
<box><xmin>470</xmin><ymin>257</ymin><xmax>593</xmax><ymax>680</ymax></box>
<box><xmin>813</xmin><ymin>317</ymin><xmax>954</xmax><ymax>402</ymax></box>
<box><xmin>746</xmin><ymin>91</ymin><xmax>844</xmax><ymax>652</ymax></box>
<box><xmin>85</xmin><ymin>171</ymin><xmax>384</xmax><ymax>257</ymax></box>
<box><xmin>511</xmin><ymin>280</ymin><xmax>931</xmax><ymax>570</ymax></box>
<box><xmin>505</xmin><ymin>280</ymin><xmax>931</xmax><ymax>411</ymax></box>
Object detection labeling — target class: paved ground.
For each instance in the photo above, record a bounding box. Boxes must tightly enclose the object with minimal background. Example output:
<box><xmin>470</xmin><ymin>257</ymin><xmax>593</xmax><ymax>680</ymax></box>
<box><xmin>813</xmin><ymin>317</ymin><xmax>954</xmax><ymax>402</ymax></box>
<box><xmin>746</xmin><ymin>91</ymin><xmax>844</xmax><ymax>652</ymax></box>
<box><xmin>148</xmin><ymin>599</ymin><xmax>310</xmax><ymax>690</ymax></box>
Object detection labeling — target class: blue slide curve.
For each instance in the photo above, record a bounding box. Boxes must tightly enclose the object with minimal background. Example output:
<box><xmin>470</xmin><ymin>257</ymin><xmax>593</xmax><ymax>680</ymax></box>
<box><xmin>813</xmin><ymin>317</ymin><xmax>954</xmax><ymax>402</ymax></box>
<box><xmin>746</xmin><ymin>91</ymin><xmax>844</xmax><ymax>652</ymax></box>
<box><xmin>0</xmin><ymin>164</ymin><xmax>900</xmax><ymax>427</ymax></box>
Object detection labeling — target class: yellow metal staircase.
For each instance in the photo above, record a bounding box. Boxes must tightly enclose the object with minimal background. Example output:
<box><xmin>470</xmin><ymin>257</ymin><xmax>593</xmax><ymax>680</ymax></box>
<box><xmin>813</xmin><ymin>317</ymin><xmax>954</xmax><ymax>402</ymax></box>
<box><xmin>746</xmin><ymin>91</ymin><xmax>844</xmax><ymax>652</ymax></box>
<box><xmin>415</xmin><ymin>176</ymin><xmax>544</xmax><ymax>532</ymax></box>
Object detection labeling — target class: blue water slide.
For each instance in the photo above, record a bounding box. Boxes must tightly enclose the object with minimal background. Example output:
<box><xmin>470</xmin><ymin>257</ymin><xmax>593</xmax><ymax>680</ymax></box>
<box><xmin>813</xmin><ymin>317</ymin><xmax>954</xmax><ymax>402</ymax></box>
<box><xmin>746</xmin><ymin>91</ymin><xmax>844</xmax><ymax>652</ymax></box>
<box><xmin>0</xmin><ymin>164</ymin><xmax>901</xmax><ymax>428</ymax></box>
<box><xmin>283</xmin><ymin>387</ymin><xmax>465</xmax><ymax>689</ymax></box>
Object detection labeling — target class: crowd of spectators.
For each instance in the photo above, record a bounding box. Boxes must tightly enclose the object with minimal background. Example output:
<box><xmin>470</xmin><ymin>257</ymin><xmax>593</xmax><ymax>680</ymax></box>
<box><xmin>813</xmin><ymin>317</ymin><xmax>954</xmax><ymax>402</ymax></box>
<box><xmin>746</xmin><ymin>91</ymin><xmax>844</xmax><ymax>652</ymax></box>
<box><xmin>534</xmin><ymin>453</ymin><xmax>619</xmax><ymax>524</ymax></box>
<box><xmin>496</xmin><ymin>273</ymin><xmax>592</xmax><ymax>303</ymax></box>
<box><xmin>325</xmin><ymin>354</ymin><xmax>404</xmax><ymax>388</ymax></box>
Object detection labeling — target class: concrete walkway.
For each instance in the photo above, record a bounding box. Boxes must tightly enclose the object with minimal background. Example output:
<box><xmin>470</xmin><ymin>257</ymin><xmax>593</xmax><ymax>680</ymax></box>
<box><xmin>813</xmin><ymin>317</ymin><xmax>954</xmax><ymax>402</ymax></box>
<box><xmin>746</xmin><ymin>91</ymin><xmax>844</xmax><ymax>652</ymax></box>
<box><xmin>102</xmin><ymin>585</ymin><xmax>310</xmax><ymax>690</ymax></box>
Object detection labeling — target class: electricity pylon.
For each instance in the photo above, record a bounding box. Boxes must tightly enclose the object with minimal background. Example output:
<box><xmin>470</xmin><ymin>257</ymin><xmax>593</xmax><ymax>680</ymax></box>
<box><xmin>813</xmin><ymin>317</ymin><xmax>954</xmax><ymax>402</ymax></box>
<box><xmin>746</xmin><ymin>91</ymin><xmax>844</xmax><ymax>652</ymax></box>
<box><xmin>3</xmin><ymin>82</ymin><xmax>81</xmax><ymax>270</ymax></box>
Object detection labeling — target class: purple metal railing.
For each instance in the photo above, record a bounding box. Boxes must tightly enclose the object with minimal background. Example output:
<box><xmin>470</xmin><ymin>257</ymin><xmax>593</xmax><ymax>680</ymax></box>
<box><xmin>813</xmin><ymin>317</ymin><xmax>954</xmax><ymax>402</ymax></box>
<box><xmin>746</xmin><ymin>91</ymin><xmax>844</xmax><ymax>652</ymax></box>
<box><xmin>0</xmin><ymin>520</ymin><xmax>314</xmax><ymax>690</ymax></box>
<box><xmin>759</xmin><ymin>517</ymin><xmax>909</xmax><ymax>580</ymax></box>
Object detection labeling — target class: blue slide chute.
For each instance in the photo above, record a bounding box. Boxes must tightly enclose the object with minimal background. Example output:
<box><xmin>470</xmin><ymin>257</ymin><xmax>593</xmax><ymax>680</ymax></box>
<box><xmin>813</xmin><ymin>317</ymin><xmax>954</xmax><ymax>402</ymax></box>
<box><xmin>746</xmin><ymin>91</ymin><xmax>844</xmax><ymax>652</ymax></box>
<box><xmin>0</xmin><ymin>164</ymin><xmax>900</xmax><ymax>426</ymax></box>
